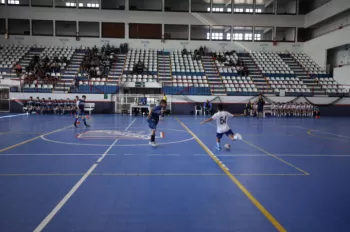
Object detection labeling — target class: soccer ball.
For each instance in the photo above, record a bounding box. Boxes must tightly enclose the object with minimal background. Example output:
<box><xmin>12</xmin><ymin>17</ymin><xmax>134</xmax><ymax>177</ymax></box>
<box><xmin>224</xmin><ymin>144</ymin><xmax>231</xmax><ymax>150</ymax></box>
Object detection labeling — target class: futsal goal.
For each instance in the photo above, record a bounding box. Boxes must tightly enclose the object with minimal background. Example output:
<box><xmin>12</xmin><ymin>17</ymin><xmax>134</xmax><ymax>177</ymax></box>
<box><xmin>115</xmin><ymin>94</ymin><xmax>172</xmax><ymax>114</ymax></box>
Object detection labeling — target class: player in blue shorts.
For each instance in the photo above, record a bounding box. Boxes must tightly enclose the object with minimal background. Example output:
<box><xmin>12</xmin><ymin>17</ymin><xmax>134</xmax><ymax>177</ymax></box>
<box><xmin>200</xmin><ymin>104</ymin><xmax>242</xmax><ymax>151</ymax></box>
<box><xmin>147</xmin><ymin>100</ymin><xmax>167</xmax><ymax>147</ymax></box>
<box><xmin>74</xmin><ymin>95</ymin><xmax>90</xmax><ymax>128</ymax></box>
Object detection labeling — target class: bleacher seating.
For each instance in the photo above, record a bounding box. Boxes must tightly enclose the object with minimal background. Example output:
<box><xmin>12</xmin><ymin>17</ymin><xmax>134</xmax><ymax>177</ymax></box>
<box><xmin>124</xmin><ymin>49</ymin><xmax>158</xmax><ymax>74</ymax></box>
<box><xmin>0</xmin><ymin>45</ymin><xmax>30</xmax><ymax>76</ymax></box>
<box><xmin>291</xmin><ymin>53</ymin><xmax>327</xmax><ymax>77</ymax></box>
<box><xmin>251</xmin><ymin>52</ymin><xmax>294</xmax><ymax>77</ymax></box>
<box><xmin>266</xmin><ymin>76</ymin><xmax>311</xmax><ymax>95</ymax></box>
<box><xmin>222</xmin><ymin>76</ymin><xmax>258</xmax><ymax>94</ymax></box>
<box><xmin>1</xmin><ymin>44</ymin><xmax>346</xmax><ymax>97</ymax></box>
<box><xmin>317</xmin><ymin>78</ymin><xmax>348</xmax><ymax>94</ymax></box>
<box><xmin>170</xmin><ymin>50</ymin><xmax>205</xmax><ymax>75</ymax></box>
<box><xmin>214</xmin><ymin>51</ymin><xmax>239</xmax><ymax>76</ymax></box>
<box><xmin>121</xmin><ymin>74</ymin><xmax>158</xmax><ymax>82</ymax></box>
<box><xmin>23</xmin><ymin>83</ymin><xmax>53</xmax><ymax>93</ymax></box>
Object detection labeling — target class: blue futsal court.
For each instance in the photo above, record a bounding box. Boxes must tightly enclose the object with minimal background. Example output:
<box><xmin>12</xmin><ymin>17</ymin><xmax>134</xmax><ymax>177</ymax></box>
<box><xmin>1</xmin><ymin>114</ymin><xmax>350</xmax><ymax>232</ymax></box>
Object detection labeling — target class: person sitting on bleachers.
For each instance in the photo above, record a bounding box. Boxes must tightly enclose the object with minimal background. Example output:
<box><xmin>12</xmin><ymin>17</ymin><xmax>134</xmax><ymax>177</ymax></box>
<box><xmin>243</xmin><ymin>66</ymin><xmax>249</xmax><ymax>77</ymax></box>
<box><xmin>14</xmin><ymin>63</ymin><xmax>22</xmax><ymax>76</ymax></box>
<box><xmin>182</xmin><ymin>48</ymin><xmax>188</xmax><ymax>56</ymax></box>
<box><xmin>203</xmin><ymin>100</ymin><xmax>212</xmax><ymax>115</ymax></box>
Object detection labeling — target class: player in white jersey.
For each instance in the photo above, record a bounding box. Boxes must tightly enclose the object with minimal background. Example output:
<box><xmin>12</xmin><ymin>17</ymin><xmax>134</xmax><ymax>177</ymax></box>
<box><xmin>297</xmin><ymin>103</ymin><xmax>302</xmax><ymax>116</ymax></box>
<box><xmin>307</xmin><ymin>103</ymin><xmax>313</xmax><ymax>117</ymax></box>
<box><xmin>271</xmin><ymin>102</ymin><xmax>276</xmax><ymax>117</ymax></box>
<box><xmin>287</xmin><ymin>103</ymin><xmax>293</xmax><ymax>116</ymax></box>
<box><xmin>281</xmin><ymin>103</ymin><xmax>286</xmax><ymax>117</ymax></box>
<box><xmin>301</xmin><ymin>103</ymin><xmax>306</xmax><ymax>117</ymax></box>
<box><xmin>200</xmin><ymin>104</ymin><xmax>242</xmax><ymax>151</ymax></box>
<box><xmin>291</xmin><ymin>103</ymin><xmax>296</xmax><ymax>116</ymax></box>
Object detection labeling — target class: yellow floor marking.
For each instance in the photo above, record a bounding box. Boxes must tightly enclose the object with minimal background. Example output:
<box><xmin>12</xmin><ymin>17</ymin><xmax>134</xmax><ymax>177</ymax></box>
<box><xmin>176</xmin><ymin>118</ymin><xmax>287</xmax><ymax>232</ymax></box>
<box><xmin>0</xmin><ymin>173</ymin><xmax>308</xmax><ymax>177</ymax></box>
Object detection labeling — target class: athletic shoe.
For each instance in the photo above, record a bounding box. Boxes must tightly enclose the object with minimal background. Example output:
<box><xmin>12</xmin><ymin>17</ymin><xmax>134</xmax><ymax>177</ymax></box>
<box><xmin>149</xmin><ymin>142</ymin><xmax>157</xmax><ymax>147</ymax></box>
<box><xmin>235</xmin><ymin>133</ymin><xmax>243</xmax><ymax>140</ymax></box>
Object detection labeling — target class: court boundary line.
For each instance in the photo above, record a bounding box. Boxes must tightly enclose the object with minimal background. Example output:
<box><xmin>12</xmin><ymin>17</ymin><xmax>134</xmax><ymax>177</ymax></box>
<box><xmin>0</xmin><ymin>125</ymin><xmax>74</xmax><ymax>153</ymax></box>
<box><xmin>176</xmin><ymin>118</ymin><xmax>287</xmax><ymax>232</ymax></box>
<box><xmin>242</xmin><ymin>140</ymin><xmax>310</xmax><ymax>175</ymax></box>
<box><xmin>206</xmin><ymin>122</ymin><xmax>310</xmax><ymax>175</ymax></box>
<box><xmin>33</xmin><ymin>119</ymin><xmax>137</xmax><ymax>232</ymax></box>
<box><xmin>0</xmin><ymin>153</ymin><xmax>349</xmax><ymax>157</ymax></box>
<box><xmin>0</xmin><ymin>173</ymin><xmax>308</xmax><ymax>177</ymax></box>
<box><xmin>0</xmin><ymin>113</ymin><xmax>27</xmax><ymax>119</ymax></box>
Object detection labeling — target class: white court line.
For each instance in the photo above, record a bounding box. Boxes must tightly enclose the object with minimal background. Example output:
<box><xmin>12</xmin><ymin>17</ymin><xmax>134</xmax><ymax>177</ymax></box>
<box><xmin>292</xmin><ymin>126</ymin><xmax>350</xmax><ymax>139</ymax></box>
<box><xmin>0</xmin><ymin>113</ymin><xmax>27</xmax><ymax>119</ymax></box>
<box><xmin>33</xmin><ymin>119</ymin><xmax>137</xmax><ymax>232</ymax></box>
<box><xmin>2</xmin><ymin>153</ymin><xmax>350</xmax><ymax>157</ymax></box>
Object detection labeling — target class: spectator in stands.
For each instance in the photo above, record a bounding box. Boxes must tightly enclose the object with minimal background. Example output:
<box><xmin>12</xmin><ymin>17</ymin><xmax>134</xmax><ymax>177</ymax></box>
<box><xmin>14</xmin><ymin>63</ymin><xmax>22</xmax><ymax>76</ymax></box>
<box><xmin>203</xmin><ymin>100</ymin><xmax>212</xmax><ymax>115</ymax></box>
<box><xmin>243</xmin><ymin>66</ymin><xmax>249</xmax><ymax>77</ymax></box>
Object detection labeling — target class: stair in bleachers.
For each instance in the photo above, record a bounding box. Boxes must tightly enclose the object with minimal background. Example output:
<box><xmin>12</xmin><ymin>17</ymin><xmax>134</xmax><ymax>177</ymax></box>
<box><xmin>62</xmin><ymin>50</ymin><xmax>86</xmax><ymax>80</ymax></box>
<box><xmin>238</xmin><ymin>53</ymin><xmax>273</xmax><ymax>94</ymax></box>
<box><xmin>19</xmin><ymin>47</ymin><xmax>44</xmax><ymax>69</ymax></box>
<box><xmin>238</xmin><ymin>53</ymin><xmax>261</xmax><ymax>76</ymax></box>
<box><xmin>202</xmin><ymin>56</ymin><xmax>226</xmax><ymax>96</ymax></box>
<box><xmin>158</xmin><ymin>53</ymin><xmax>172</xmax><ymax>82</ymax></box>
<box><xmin>108</xmin><ymin>54</ymin><xmax>126</xmax><ymax>82</ymax></box>
<box><xmin>280</xmin><ymin>54</ymin><xmax>326</xmax><ymax>95</ymax></box>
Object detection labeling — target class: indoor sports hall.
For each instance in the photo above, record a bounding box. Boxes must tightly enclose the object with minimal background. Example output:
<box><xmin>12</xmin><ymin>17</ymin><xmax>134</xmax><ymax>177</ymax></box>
<box><xmin>0</xmin><ymin>0</ymin><xmax>350</xmax><ymax>231</ymax></box>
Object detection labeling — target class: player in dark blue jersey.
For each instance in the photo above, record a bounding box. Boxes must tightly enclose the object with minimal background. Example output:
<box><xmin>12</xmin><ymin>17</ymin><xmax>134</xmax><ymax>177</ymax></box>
<box><xmin>147</xmin><ymin>100</ymin><xmax>167</xmax><ymax>147</ymax></box>
<box><xmin>74</xmin><ymin>95</ymin><xmax>90</xmax><ymax>128</ymax></box>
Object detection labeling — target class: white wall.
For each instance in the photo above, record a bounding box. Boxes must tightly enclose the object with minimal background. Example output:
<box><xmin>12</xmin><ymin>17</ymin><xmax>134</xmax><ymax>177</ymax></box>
<box><xmin>303</xmin><ymin>25</ymin><xmax>350</xmax><ymax>69</ymax></box>
<box><xmin>334</xmin><ymin>65</ymin><xmax>350</xmax><ymax>89</ymax></box>
<box><xmin>305</xmin><ymin>0</ymin><xmax>350</xmax><ymax>27</ymax></box>
<box><xmin>0</xmin><ymin>6</ymin><xmax>305</xmax><ymax>27</ymax></box>
<box><xmin>310</xmin><ymin>10</ymin><xmax>350</xmax><ymax>38</ymax></box>
<box><xmin>332</xmin><ymin>46</ymin><xmax>350</xmax><ymax>66</ymax></box>
<box><xmin>0</xmin><ymin>35</ymin><xmax>304</xmax><ymax>52</ymax></box>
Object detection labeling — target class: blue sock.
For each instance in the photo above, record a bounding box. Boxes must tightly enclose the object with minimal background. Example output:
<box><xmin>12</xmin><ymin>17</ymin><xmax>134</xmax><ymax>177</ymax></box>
<box><xmin>83</xmin><ymin>118</ymin><xmax>87</xmax><ymax>126</ymax></box>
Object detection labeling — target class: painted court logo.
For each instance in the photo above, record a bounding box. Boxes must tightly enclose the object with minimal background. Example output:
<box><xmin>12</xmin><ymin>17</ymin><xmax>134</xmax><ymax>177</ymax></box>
<box><xmin>77</xmin><ymin>130</ymin><xmax>157</xmax><ymax>140</ymax></box>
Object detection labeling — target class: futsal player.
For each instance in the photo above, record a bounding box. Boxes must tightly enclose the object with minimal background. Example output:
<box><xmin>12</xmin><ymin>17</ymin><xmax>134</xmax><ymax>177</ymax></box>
<box><xmin>200</xmin><ymin>104</ymin><xmax>242</xmax><ymax>151</ymax></box>
<box><xmin>147</xmin><ymin>99</ymin><xmax>167</xmax><ymax>147</ymax></box>
<box><xmin>160</xmin><ymin>93</ymin><xmax>167</xmax><ymax>120</ymax></box>
<box><xmin>271</xmin><ymin>102</ymin><xmax>276</xmax><ymax>117</ymax></box>
<box><xmin>74</xmin><ymin>95</ymin><xmax>90</xmax><ymax>128</ymax></box>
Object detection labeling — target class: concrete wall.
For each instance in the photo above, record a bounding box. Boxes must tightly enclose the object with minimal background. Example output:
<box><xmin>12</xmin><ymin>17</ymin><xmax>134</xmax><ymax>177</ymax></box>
<box><xmin>305</xmin><ymin>0</ymin><xmax>350</xmax><ymax>27</ymax></box>
<box><xmin>310</xmin><ymin>10</ymin><xmax>350</xmax><ymax>38</ymax></box>
<box><xmin>334</xmin><ymin>65</ymin><xmax>350</xmax><ymax>88</ymax></box>
<box><xmin>0</xmin><ymin>34</ymin><xmax>304</xmax><ymax>52</ymax></box>
<box><xmin>303</xmin><ymin>25</ymin><xmax>350</xmax><ymax>70</ymax></box>
<box><xmin>0</xmin><ymin>5</ymin><xmax>305</xmax><ymax>28</ymax></box>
